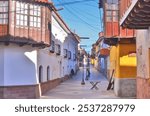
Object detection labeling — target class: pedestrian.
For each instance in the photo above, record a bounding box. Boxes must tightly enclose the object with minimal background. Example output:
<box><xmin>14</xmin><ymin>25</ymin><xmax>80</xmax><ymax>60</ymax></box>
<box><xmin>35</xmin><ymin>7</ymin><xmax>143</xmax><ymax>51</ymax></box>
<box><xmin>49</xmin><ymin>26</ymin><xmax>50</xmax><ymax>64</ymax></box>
<box><xmin>86</xmin><ymin>56</ymin><xmax>90</xmax><ymax>79</ymax></box>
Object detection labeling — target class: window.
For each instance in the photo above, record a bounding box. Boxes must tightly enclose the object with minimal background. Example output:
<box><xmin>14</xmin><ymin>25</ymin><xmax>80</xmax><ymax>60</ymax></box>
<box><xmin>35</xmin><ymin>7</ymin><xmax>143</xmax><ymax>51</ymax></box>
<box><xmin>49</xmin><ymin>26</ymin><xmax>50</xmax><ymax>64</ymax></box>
<box><xmin>15</xmin><ymin>1</ymin><xmax>41</xmax><ymax>28</ymax></box>
<box><xmin>105</xmin><ymin>3</ymin><xmax>118</xmax><ymax>22</ymax></box>
<box><xmin>63</xmin><ymin>49</ymin><xmax>68</xmax><ymax>58</ymax></box>
<box><xmin>68</xmin><ymin>51</ymin><xmax>71</xmax><ymax>59</ymax></box>
<box><xmin>16</xmin><ymin>2</ymin><xmax>28</xmax><ymax>26</ymax></box>
<box><xmin>73</xmin><ymin>54</ymin><xmax>76</xmax><ymax>61</ymax></box>
<box><xmin>56</xmin><ymin>44</ymin><xmax>61</xmax><ymax>55</ymax></box>
<box><xmin>106</xmin><ymin>0</ymin><xmax>118</xmax><ymax>4</ymax></box>
<box><xmin>50</xmin><ymin>40</ymin><xmax>55</xmax><ymax>53</ymax></box>
<box><xmin>47</xmin><ymin>66</ymin><xmax>50</xmax><ymax>81</ymax></box>
<box><xmin>0</xmin><ymin>1</ymin><xmax>8</xmax><ymax>24</ymax></box>
<box><xmin>39</xmin><ymin>65</ymin><xmax>43</xmax><ymax>83</ymax></box>
<box><xmin>112</xmin><ymin>11</ymin><xmax>118</xmax><ymax>22</ymax></box>
<box><xmin>106</xmin><ymin>16</ymin><xmax>112</xmax><ymax>21</ymax></box>
<box><xmin>29</xmin><ymin>5</ymin><xmax>41</xmax><ymax>28</ymax></box>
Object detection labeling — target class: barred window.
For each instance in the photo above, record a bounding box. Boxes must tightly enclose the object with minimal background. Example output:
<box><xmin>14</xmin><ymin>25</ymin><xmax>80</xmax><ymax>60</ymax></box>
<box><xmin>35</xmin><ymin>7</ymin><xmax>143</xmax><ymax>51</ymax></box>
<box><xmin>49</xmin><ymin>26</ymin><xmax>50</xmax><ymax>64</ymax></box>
<box><xmin>16</xmin><ymin>2</ymin><xmax>28</xmax><ymax>26</ymax></box>
<box><xmin>0</xmin><ymin>1</ymin><xmax>8</xmax><ymax>24</ymax></box>
<box><xmin>29</xmin><ymin>5</ymin><xmax>41</xmax><ymax>28</ymax></box>
<box><xmin>15</xmin><ymin>1</ymin><xmax>41</xmax><ymax>28</ymax></box>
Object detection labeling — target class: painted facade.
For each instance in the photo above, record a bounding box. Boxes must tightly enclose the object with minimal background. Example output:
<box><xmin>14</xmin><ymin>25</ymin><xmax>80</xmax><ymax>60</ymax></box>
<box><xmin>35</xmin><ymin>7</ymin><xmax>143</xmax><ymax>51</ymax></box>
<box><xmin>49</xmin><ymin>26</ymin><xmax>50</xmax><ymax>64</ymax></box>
<box><xmin>120</xmin><ymin>0</ymin><xmax>150</xmax><ymax>98</ymax></box>
<box><xmin>101</xmin><ymin>0</ymin><xmax>137</xmax><ymax>97</ymax></box>
<box><xmin>92</xmin><ymin>32</ymin><xmax>110</xmax><ymax>77</ymax></box>
<box><xmin>0</xmin><ymin>0</ymin><xmax>79</xmax><ymax>98</ymax></box>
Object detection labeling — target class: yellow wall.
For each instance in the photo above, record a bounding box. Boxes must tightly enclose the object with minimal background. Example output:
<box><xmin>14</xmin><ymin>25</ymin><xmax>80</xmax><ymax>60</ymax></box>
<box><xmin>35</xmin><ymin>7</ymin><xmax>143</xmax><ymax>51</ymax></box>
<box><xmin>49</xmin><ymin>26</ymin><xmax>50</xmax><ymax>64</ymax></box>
<box><xmin>109</xmin><ymin>46</ymin><xmax>117</xmax><ymax>77</ymax></box>
<box><xmin>109</xmin><ymin>43</ymin><xmax>137</xmax><ymax>79</ymax></box>
<box><xmin>91</xmin><ymin>59</ymin><xmax>94</xmax><ymax>65</ymax></box>
<box><xmin>119</xmin><ymin>44</ymin><xmax>136</xmax><ymax>78</ymax></box>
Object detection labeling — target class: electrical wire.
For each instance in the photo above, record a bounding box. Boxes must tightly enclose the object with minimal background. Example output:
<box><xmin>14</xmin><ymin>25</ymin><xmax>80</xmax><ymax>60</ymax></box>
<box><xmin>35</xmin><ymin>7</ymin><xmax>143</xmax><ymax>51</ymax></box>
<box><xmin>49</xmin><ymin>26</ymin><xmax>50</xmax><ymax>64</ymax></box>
<box><xmin>56</xmin><ymin>0</ymin><xmax>100</xmax><ymax>32</ymax></box>
<box><xmin>58</xmin><ymin>0</ymin><xmax>101</xmax><ymax>27</ymax></box>
<box><xmin>55</xmin><ymin>0</ymin><xmax>97</xmax><ymax>6</ymax></box>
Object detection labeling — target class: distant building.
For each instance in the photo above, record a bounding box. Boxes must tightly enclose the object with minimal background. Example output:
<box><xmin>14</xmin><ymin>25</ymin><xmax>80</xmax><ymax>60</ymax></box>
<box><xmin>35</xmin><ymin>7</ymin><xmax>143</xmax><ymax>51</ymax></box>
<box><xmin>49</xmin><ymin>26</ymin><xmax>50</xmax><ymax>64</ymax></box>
<box><xmin>91</xmin><ymin>32</ymin><xmax>110</xmax><ymax>77</ymax></box>
<box><xmin>120</xmin><ymin>0</ymin><xmax>150</xmax><ymax>98</ymax></box>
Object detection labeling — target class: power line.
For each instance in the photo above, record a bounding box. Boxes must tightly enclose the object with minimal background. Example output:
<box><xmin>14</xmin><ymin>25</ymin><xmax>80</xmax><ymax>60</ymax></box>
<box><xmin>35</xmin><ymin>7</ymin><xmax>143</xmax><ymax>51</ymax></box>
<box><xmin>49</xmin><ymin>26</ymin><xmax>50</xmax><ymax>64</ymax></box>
<box><xmin>55</xmin><ymin>0</ymin><xmax>97</xmax><ymax>6</ymax></box>
<box><xmin>62</xmin><ymin>0</ymin><xmax>101</xmax><ymax>28</ymax></box>
<box><xmin>56</xmin><ymin>0</ymin><xmax>100</xmax><ymax>32</ymax></box>
<box><xmin>67</xmin><ymin>7</ymin><xmax>100</xmax><ymax>28</ymax></box>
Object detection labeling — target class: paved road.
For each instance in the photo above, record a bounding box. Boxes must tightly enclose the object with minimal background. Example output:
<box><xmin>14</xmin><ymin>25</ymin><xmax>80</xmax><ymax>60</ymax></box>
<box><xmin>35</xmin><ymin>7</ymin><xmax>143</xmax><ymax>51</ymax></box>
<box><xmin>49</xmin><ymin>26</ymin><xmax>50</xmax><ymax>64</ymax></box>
<box><xmin>41</xmin><ymin>66</ymin><xmax>119</xmax><ymax>99</ymax></box>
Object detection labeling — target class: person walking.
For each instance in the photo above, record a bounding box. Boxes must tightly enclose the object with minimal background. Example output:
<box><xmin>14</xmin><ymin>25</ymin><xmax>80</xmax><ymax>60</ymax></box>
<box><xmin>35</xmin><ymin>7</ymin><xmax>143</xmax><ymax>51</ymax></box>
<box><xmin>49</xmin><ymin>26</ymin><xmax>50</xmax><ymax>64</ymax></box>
<box><xmin>85</xmin><ymin>56</ymin><xmax>90</xmax><ymax>80</ymax></box>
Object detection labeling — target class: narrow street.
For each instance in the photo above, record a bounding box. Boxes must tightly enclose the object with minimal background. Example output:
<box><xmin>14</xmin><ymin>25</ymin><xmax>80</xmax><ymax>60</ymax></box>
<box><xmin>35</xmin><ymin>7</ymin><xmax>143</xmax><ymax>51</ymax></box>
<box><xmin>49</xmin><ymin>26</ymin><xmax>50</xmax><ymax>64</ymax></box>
<box><xmin>41</xmin><ymin>66</ymin><xmax>119</xmax><ymax>99</ymax></box>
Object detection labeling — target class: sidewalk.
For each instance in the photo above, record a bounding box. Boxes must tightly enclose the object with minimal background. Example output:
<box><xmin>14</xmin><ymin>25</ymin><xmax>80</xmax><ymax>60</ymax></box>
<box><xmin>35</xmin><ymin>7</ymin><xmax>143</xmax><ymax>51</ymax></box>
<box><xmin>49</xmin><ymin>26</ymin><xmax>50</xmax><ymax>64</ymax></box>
<box><xmin>41</xmin><ymin>66</ymin><xmax>119</xmax><ymax>99</ymax></box>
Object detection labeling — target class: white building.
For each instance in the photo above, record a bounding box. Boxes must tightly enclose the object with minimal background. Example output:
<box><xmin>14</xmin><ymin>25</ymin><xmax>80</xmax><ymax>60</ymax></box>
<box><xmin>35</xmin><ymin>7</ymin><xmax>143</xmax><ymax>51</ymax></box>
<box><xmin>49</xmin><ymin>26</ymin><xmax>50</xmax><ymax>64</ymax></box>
<box><xmin>0</xmin><ymin>0</ymin><xmax>79</xmax><ymax>98</ymax></box>
<box><xmin>50</xmin><ymin>10</ymin><xmax>79</xmax><ymax>77</ymax></box>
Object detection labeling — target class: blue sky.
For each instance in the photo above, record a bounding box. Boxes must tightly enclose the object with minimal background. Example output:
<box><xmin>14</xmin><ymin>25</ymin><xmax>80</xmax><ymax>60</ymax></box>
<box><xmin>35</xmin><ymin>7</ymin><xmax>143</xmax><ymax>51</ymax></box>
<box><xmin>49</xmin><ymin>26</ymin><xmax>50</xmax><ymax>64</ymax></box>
<box><xmin>51</xmin><ymin>0</ymin><xmax>102</xmax><ymax>53</ymax></box>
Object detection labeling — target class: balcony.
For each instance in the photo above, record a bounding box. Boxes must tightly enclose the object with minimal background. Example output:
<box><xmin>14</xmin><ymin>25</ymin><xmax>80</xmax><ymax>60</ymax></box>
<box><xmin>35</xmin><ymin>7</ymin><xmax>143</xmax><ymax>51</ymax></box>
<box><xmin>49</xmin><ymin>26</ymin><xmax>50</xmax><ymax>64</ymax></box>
<box><xmin>103</xmin><ymin>0</ymin><xmax>135</xmax><ymax>46</ymax></box>
<box><xmin>120</xmin><ymin>0</ymin><xmax>150</xmax><ymax>29</ymax></box>
<box><xmin>99</xmin><ymin>48</ymin><xmax>110</xmax><ymax>57</ymax></box>
<box><xmin>0</xmin><ymin>0</ymin><xmax>51</xmax><ymax>47</ymax></box>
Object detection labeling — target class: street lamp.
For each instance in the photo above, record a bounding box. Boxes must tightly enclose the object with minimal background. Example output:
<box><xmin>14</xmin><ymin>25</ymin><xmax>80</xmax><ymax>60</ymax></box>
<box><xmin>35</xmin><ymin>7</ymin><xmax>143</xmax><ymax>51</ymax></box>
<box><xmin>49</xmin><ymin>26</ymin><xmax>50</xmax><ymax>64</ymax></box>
<box><xmin>81</xmin><ymin>58</ymin><xmax>85</xmax><ymax>85</ymax></box>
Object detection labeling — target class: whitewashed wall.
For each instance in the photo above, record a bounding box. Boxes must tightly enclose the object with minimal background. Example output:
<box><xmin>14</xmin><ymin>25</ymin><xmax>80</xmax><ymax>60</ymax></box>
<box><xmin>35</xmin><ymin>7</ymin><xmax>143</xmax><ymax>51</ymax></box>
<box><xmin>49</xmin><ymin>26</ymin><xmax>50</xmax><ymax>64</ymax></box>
<box><xmin>51</xmin><ymin>12</ymin><xmax>78</xmax><ymax>77</ymax></box>
<box><xmin>38</xmin><ymin>48</ymin><xmax>62</xmax><ymax>81</ymax></box>
<box><xmin>64</xmin><ymin>36</ymin><xmax>78</xmax><ymax>73</ymax></box>
<box><xmin>0</xmin><ymin>44</ymin><xmax>38</xmax><ymax>86</ymax></box>
<box><xmin>0</xmin><ymin>48</ymin><xmax>4</xmax><ymax>85</ymax></box>
<box><xmin>35</xmin><ymin>12</ymin><xmax>79</xmax><ymax>83</ymax></box>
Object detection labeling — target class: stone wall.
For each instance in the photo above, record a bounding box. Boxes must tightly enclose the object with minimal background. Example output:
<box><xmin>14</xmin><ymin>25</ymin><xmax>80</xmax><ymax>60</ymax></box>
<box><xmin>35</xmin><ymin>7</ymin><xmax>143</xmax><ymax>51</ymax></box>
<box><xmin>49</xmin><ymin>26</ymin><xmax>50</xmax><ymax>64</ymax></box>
<box><xmin>40</xmin><ymin>75</ymin><xmax>69</xmax><ymax>95</ymax></box>
<box><xmin>0</xmin><ymin>85</ymin><xmax>40</xmax><ymax>99</ymax></box>
<box><xmin>114</xmin><ymin>78</ymin><xmax>136</xmax><ymax>97</ymax></box>
<box><xmin>0</xmin><ymin>75</ymin><xmax>70</xmax><ymax>99</ymax></box>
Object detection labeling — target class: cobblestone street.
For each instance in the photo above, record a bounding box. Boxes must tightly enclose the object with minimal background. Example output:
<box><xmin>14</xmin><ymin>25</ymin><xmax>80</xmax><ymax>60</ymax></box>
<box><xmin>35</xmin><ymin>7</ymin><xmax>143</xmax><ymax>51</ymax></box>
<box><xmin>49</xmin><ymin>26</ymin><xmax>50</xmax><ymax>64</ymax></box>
<box><xmin>41</xmin><ymin>66</ymin><xmax>119</xmax><ymax>99</ymax></box>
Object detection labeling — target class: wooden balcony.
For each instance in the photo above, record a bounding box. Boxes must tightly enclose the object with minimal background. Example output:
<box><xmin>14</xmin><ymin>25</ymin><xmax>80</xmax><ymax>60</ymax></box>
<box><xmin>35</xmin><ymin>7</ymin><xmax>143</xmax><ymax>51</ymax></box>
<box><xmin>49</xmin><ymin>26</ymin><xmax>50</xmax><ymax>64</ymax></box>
<box><xmin>99</xmin><ymin>48</ymin><xmax>110</xmax><ymax>57</ymax></box>
<box><xmin>120</xmin><ymin>0</ymin><xmax>150</xmax><ymax>29</ymax></box>
<box><xmin>103</xmin><ymin>0</ymin><xmax>135</xmax><ymax>45</ymax></box>
<box><xmin>0</xmin><ymin>25</ymin><xmax>8</xmax><ymax>36</ymax></box>
<box><xmin>0</xmin><ymin>0</ymin><xmax>51</xmax><ymax>48</ymax></box>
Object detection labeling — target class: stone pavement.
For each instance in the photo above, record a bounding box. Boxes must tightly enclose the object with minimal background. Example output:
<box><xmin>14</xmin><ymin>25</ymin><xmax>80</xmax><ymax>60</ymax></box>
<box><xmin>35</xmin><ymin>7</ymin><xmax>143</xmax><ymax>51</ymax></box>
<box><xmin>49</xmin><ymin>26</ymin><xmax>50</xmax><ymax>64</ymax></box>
<box><xmin>41</xmin><ymin>66</ymin><xmax>120</xmax><ymax>99</ymax></box>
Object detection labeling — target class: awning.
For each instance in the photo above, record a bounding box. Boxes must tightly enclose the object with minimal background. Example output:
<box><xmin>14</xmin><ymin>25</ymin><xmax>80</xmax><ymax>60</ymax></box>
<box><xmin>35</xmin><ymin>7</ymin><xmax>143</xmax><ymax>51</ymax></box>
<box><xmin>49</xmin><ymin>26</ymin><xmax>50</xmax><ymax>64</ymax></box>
<box><xmin>120</xmin><ymin>0</ymin><xmax>150</xmax><ymax>29</ymax></box>
<box><xmin>99</xmin><ymin>48</ymin><xmax>110</xmax><ymax>57</ymax></box>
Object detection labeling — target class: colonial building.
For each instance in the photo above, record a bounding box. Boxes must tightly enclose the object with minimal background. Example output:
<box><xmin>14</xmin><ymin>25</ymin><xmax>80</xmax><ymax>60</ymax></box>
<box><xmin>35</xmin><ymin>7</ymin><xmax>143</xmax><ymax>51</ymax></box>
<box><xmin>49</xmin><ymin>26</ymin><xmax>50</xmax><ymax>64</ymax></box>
<box><xmin>120</xmin><ymin>0</ymin><xmax>150</xmax><ymax>98</ymax></box>
<box><xmin>97</xmin><ymin>32</ymin><xmax>110</xmax><ymax>78</ymax></box>
<box><xmin>102</xmin><ymin>0</ymin><xmax>137</xmax><ymax>97</ymax></box>
<box><xmin>50</xmin><ymin>8</ymin><xmax>79</xmax><ymax>79</ymax></box>
<box><xmin>0</xmin><ymin>0</ymin><xmax>79</xmax><ymax>98</ymax></box>
<box><xmin>92</xmin><ymin>32</ymin><xmax>110</xmax><ymax>77</ymax></box>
